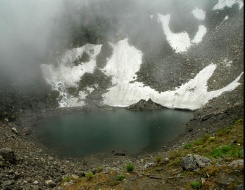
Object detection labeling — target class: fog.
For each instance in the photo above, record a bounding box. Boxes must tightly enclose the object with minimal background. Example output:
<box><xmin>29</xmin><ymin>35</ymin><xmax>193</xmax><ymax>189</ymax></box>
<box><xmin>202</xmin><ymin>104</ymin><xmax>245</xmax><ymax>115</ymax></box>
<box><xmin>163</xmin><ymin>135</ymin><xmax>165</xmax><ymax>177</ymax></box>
<box><xmin>0</xmin><ymin>0</ymin><xmax>219</xmax><ymax>82</ymax></box>
<box><xmin>0</xmin><ymin>0</ymin><xmax>64</xmax><ymax>81</ymax></box>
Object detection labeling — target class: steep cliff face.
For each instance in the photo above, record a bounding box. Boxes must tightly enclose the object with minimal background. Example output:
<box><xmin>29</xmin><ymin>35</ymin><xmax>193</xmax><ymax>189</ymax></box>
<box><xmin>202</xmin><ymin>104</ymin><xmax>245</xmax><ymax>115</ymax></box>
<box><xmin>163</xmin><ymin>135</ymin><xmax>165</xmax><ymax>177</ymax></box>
<box><xmin>0</xmin><ymin>0</ymin><xmax>243</xmax><ymax>121</ymax></box>
<box><xmin>41</xmin><ymin>0</ymin><xmax>243</xmax><ymax>111</ymax></box>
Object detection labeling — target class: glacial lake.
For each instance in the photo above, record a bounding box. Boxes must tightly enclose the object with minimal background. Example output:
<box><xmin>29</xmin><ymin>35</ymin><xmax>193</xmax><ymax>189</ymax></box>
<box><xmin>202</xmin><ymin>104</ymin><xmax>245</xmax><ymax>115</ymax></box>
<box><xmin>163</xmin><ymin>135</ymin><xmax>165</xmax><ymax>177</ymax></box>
<box><xmin>37</xmin><ymin>109</ymin><xmax>193</xmax><ymax>157</ymax></box>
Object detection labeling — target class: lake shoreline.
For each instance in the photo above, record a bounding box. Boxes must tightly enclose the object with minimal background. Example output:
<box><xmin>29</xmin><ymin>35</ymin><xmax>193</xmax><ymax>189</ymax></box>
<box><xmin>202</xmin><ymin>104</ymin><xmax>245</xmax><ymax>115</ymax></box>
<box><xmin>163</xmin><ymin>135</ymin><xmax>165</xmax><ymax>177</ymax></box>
<box><xmin>0</xmin><ymin>103</ymin><xmax>243</xmax><ymax>189</ymax></box>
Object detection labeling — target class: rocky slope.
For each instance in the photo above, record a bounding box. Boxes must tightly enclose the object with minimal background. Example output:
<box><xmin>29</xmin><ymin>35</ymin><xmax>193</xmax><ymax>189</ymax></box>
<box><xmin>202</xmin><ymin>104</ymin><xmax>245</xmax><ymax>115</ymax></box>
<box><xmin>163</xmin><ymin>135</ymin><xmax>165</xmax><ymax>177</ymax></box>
<box><xmin>0</xmin><ymin>115</ymin><xmax>243</xmax><ymax>190</ymax></box>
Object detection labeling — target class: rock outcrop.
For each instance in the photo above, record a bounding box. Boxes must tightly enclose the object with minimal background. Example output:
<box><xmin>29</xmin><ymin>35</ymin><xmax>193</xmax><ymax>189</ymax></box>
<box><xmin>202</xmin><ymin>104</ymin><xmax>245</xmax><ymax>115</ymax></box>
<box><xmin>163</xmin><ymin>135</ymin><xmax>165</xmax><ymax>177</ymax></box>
<box><xmin>126</xmin><ymin>99</ymin><xmax>165</xmax><ymax>111</ymax></box>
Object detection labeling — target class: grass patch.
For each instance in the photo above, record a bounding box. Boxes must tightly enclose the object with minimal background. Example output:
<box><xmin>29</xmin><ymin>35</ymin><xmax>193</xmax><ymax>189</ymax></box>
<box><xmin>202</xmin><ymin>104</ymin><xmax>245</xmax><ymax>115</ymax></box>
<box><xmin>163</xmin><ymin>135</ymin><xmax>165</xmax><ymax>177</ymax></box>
<box><xmin>191</xmin><ymin>181</ymin><xmax>201</xmax><ymax>189</ymax></box>
<box><xmin>116</xmin><ymin>175</ymin><xmax>126</xmax><ymax>181</ymax></box>
<box><xmin>62</xmin><ymin>176</ymin><xmax>71</xmax><ymax>183</ymax></box>
<box><xmin>96</xmin><ymin>166</ymin><xmax>103</xmax><ymax>173</ymax></box>
<box><xmin>85</xmin><ymin>172</ymin><xmax>93</xmax><ymax>180</ymax></box>
<box><xmin>155</xmin><ymin>156</ymin><xmax>162</xmax><ymax>164</ymax></box>
<box><xmin>184</xmin><ymin>143</ymin><xmax>193</xmax><ymax>149</ymax></box>
<box><xmin>210</xmin><ymin>145</ymin><xmax>242</xmax><ymax>158</ymax></box>
<box><xmin>126</xmin><ymin>163</ymin><xmax>135</xmax><ymax>172</ymax></box>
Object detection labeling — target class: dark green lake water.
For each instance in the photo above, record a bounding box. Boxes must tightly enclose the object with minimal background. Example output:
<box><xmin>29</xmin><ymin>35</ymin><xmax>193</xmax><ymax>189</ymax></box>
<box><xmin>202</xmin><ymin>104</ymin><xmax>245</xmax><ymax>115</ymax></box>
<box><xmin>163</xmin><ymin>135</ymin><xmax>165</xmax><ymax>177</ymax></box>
<box><xmin>37</xmin><ymin>109</ymin><xmax>193</xmax><ymax>157</ymax></box>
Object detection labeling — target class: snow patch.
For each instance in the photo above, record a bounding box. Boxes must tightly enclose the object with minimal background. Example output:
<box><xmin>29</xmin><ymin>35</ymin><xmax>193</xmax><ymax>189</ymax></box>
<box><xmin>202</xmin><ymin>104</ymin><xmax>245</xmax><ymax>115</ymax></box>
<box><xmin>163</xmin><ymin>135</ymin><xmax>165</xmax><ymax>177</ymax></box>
<box><xmin>191</xmin><ymin>7</ymin><xmax>206</xmax><ymax>20</ymax></box>
<box><xmin>41</xmin><ymin>44</ymin><xmax>102</xmax><ymax>107</ymax></box>
<box><xmin>86</xmin><ymin>87</ymin><xmax>95</xmax><ymax>93</ymax></box>
<box><xmin>157</xmin><ymin>14</ymin><xmax>207</xmax><ymax>53</ymax></box>
<box><xmin>157</xmin><ymin>14</ymin><xmax>191</xmax><ymax>53</ymax></box>
<box><xmin>213</xmin><ymin>0</ymin><xmax>244</xmax><ymax>10</ymax></box>
<box><xmin>191</xmin><ymin>25</ymin><xmax>207</xmax><ymax>44</ymax></box>
<box><xmin>41</xmin><ymin>39</ymin><xmax>242</xmax><ymax>110</ymax></box>
<box><xmin>103</xmin><ymin>39</ymin><xmax>142</xmax><ymax>85</ymax></box>
<box><xmin>102</xmin><ymin>39</ymin><xmax>243</xmax><ymax>110</ymax></box>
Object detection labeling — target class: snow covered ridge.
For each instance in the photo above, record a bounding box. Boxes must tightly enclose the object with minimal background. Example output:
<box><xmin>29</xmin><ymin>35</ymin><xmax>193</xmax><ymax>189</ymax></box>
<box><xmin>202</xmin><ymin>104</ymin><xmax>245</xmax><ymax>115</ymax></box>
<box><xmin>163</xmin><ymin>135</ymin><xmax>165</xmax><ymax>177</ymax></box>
<box><xmin>157</xmin><ymin>14</ymin><xmax>207</xmax><ymax>53</ymax></box>
<box><xmin>213</xmin><ymin>0</ymin><xmax>244</xmax><ymax>10</ymax></box>
<box><xmin>41</xmin><ymin>39</ymin><xmax>243</xmax><ymax>110</ymax></box>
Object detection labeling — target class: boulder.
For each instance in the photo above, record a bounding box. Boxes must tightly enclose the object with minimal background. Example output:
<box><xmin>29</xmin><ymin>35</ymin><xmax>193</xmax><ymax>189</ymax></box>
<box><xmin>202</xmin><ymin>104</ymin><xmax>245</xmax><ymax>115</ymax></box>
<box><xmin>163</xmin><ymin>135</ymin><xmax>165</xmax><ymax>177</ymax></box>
<box><xmin>228</xmin><ymin>159</ymin><xmax>244</xmax><ymax>169</ymax></box>
<box><xmin>0</xmin><ymin>148</ymin><xmax>16</xmax><ymax>164</ymax></box>
<box><xmin>181</xmin><ymin>154</ymin><xmax>211</xmax><ymax>171</ymax></box>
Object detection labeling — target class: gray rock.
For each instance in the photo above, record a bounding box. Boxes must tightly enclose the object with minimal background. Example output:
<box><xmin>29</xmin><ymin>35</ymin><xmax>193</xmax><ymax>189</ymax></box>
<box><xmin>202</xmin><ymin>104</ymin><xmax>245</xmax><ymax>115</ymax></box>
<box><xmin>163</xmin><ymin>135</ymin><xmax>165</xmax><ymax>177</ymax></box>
<box><xmin>181</xmin><ymin>154</ymin><xmax>211</xmax><ymax>171</ymax></box>
<box><xmin>2</xmin><ymin>180</ymin><xmax>15</xmax><ymax>189</ymax></box>
<box><xmin>45</xmin><ymin>180</ymin><xmax>56</xmax><ymax>188</ymax></box>
<box><xmin>126</xmin><ymin>99</ymin><xmax>165</xmax><ymax>111</ymax></box>
<box><xmin>228</xmin><ymin>159</ymin><xmax>244</xmax><ymax>169</ymax></box>
<box><xmin>143</xmin><ymin>162</ymin><xmax>155</xmax><ymax>170</ymax></box>
<box><xmin>201</xmin><ymin>113</ymin><xmax>214</xmax><ymax>121</ymax></box>
<box><xmin>193</xmin><ymin>154</ymin><xmax>212</xmax><ymax>168</ymax></box>
<box><xmin>234</xmin><ymin>183</ymin><xmax>244</xmax><ymax>190</ymax></box>
<box><xmin>71</xmin><ymin>174</ymin><xmax>79</xmax><ymax>180</ymax></box>
<box><xmin>33</xmin><ymin>180</ymin><xmax>39</xmax><ymax>185</ymax></box>
<box><xmin>22</xmin><ymin>127</ymin><xmax>32</xmax><ymax>136</ymax></box>
<box><xmin>11</xmin><ymin>127</ymin><xmax>19</xmax><ymax>135</ymax></box>
<box><xmin>0</xmin><ymin>148</ymin><xmax>16</xmax><ymax>163</ymax></box>
<box><xmin>216</xmin><ymin>174</ymin><xmax>235</xmax><ymax>187</ymax></box>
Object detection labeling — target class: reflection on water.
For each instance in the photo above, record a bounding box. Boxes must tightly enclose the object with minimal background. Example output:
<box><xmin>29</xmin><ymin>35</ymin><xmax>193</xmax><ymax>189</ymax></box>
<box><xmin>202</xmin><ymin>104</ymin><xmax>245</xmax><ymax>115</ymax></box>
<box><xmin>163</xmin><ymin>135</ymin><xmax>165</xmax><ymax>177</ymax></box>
<box><xmin>37</xmin><ymin>109</ymin><xmax>193</xmax><ymax>157</ymax></box>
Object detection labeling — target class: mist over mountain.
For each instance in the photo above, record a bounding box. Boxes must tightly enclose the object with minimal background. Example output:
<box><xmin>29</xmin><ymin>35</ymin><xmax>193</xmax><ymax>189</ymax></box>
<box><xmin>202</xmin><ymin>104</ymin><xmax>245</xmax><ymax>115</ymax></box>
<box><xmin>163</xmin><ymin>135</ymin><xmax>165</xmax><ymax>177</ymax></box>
<box><xmin>0</xmin><ymin>0</ymin><xmax>243</xmax><ymax>121</ymax></box>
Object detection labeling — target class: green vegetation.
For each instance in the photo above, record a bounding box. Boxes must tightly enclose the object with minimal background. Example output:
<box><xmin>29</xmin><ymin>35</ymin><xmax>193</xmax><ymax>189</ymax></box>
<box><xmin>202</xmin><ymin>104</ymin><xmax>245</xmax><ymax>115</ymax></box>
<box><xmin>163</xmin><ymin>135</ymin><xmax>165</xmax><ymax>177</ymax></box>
<box><xmin>116</xmin><ymin>175</ymin><xmax>126</xmax><ymax>181</ymax></box>
<box><xmin>126</xmin><ymin>163</ymin><xmax>135</xmax><ymax>172</ymax></box>
<box><xmin>191</xmin><ymin>181</ymin><xmax>201</xmax><ymax>189</ymax></box>
<box><xmin>62</xmin><ymin>176</ymin><xmax>71</xmax><ymax>183</ymax></box>
<box><xmin>96</xmin><ymin>166</ymin><xmax>103</xmax><ymax>173</ymax></box>
<box><xmin>210</xmin><ymin>145</ymin><xmax>242</xmax><ymax>158</ymax></box>
<box><xmin>85</xmin><ymin>172</ymin><xmax>93</xmax><ymax>180</ymax></box>
<box><xmin>155</xmin><ymin>156</ymin><xmax>162</xmax><ymax>164</ymax></box>
<box><xmin>184</xmin><ymin>143</ymin><xmax>193</xmax><ymax>149</ymax></box>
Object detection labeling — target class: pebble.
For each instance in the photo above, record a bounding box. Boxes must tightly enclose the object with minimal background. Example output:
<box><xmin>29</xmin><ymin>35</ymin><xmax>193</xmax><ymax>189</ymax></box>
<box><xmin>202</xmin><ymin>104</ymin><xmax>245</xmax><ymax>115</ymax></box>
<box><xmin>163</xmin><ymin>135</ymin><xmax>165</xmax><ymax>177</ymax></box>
<box><xmin>11</xmin><ymin>127</ymin><xmax>19</xmax><ymax>135</ymax></box>
<box><xmin>33</xmin><ymin>180</ymin><xmax>39</xmax><ymax>185</ymax></box>
<box><xmin>45</xmin><ymin>180</ymin><xmax>56</xmax><ymax>188</ymax></box>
